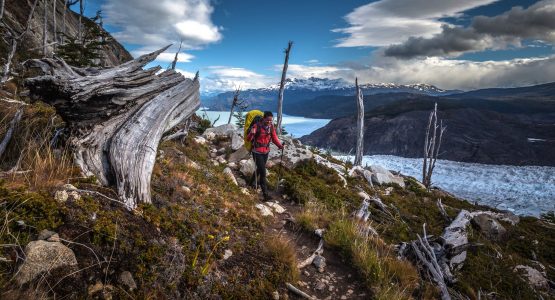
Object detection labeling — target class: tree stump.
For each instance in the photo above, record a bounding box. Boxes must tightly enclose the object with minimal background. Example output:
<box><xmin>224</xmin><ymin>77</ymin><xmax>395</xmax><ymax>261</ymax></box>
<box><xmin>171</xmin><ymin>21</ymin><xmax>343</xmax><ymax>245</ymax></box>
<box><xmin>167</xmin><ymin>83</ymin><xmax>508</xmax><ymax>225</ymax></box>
<box><xmin>24</xmin><ymin>45</ymin><xmax>200</xmax><ymax>209</ymax></box>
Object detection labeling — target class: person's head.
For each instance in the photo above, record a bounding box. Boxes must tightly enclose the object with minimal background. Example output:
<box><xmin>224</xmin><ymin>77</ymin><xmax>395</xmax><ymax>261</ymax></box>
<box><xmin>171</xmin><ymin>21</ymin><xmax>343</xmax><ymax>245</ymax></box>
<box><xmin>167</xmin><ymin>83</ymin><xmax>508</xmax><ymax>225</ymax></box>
<box><xmin>263</xmin><ymin>111</ymin><xmax>273</xmax><ymax>125</ymax></box>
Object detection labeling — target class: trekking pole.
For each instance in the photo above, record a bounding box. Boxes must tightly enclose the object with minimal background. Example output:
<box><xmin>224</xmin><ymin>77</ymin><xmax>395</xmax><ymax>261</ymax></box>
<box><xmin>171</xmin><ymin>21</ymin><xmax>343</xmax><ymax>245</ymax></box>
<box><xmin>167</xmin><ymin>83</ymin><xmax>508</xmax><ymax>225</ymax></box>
<box><xmin>275</xmin><ymin>145</ymin><xmax>285</xmax><ymax>192</ymax></box>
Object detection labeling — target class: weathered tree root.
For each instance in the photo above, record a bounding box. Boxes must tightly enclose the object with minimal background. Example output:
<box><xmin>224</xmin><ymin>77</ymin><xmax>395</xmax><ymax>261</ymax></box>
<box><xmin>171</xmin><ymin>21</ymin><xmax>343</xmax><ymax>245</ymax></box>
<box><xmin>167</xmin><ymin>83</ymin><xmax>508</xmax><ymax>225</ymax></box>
<box><xmin>24</xmin><ymin>45</ymin><xmax>200</xmax><ymax>209</ymax></box>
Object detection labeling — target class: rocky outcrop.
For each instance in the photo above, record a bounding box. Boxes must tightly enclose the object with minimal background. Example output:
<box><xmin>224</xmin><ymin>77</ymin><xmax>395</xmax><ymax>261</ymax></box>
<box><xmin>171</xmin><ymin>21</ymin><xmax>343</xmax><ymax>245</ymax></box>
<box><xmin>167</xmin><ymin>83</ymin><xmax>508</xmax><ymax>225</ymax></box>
<box><xmin>1</xmin><ymin>0</ymin><xmax>132</xmax><ymax>68</ymax></box>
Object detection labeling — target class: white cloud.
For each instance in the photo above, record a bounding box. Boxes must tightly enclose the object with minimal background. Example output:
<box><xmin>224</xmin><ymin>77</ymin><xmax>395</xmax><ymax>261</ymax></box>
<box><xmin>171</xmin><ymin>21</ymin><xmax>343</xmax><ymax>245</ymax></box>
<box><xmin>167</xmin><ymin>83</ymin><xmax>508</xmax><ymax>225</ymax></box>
<box><xmin>132</xmin><ymin>51</ymin><xmax>194</xmax><ymax>63</ymax></box>
<box><xmin>333</xmin><ymin>0</ymin><xmax>498</xmax><ymax>47</ymax></box>
<box><xmin>281</xmin><ymin>64</ymin><xmax>350</xmax><ymax>80</ymax></box>
<box><xmin>175</xmin><ymin>68</ymin><xmax>197</xmax><ymax>79</ymax></box>
<box><xmin>285</xmin><ymin>55</ymin><xmax>555</xmax><ymax>90</ymax></box>
<box><xmin>103</xmin><ymin>0</ymin><xmax>222</xmax><ymax>53</ymax></box>
<box><xmin>200</xmin><ymin>66</ymin><xmax>274</xmax><ymax>94</ymax></box>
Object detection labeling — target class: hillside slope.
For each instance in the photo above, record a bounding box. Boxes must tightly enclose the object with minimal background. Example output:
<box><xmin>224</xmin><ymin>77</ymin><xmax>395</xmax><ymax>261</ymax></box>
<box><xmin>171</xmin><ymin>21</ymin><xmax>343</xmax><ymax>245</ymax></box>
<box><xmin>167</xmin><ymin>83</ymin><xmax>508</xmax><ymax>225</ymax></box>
<box><xmin>301</xmin><ymin>101</ymin><xmax>555</xmax><ymax>166</ymax></box>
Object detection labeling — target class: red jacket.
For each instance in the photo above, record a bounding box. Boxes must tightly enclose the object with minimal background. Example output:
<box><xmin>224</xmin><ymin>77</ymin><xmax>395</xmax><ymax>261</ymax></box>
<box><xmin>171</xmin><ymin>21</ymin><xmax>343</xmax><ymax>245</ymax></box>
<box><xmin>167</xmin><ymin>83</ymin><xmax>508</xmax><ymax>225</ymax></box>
<box><xmin>247</xmin><ymin>122</ymin><xmax>283</xmax><ymax>154</ymax></box>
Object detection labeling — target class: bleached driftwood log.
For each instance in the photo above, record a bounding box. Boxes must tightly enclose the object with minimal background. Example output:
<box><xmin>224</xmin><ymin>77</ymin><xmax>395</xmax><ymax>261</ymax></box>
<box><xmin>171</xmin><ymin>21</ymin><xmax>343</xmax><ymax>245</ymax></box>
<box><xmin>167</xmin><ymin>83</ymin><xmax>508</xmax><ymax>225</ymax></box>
<box><xmin>354</xmin><ymin>77</ymin><xmax>364</xmax><ymax>166</ymax></box>
<box><xmin>400</xmin><ymin>210</ymin><xmax>518</xmax><ymax>299</ymax></box>
<box><xmin>24</xmin><ymin>45</ymin><xmax>200</xmax><ymax>209</ymax></box>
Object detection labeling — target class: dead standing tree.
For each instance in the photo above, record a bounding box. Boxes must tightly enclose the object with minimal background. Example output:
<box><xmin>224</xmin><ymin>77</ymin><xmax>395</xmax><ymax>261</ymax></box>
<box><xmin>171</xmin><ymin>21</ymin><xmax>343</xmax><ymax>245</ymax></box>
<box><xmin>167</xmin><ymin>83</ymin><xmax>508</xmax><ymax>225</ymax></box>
<box><xmin>0</xmin><ymin>0</ymin><xmax>40</xmax><ymax>83</ymax></box>
<box><xmin>276</xmin><ymin>41</ymin><xmax>292</xmax><ymax>136</ymax></box>
<box><xmin>227</xmin><ymin>87</ymin><xmax>243</xmax><ymax>124</ymax></box>
<box><xmin>354</xmin><ymin>77</ymin><xmax>364</xmax><ymax>166</ymax></box>
<box><xmin>422</xmin><ymin>103</ymin><xmax>446</xmax><ymax>189</ymax></box>
<box><xmin>24</xmin><ymin>45</ymin><xmax>201</xmax><ymax>210</ymax></box>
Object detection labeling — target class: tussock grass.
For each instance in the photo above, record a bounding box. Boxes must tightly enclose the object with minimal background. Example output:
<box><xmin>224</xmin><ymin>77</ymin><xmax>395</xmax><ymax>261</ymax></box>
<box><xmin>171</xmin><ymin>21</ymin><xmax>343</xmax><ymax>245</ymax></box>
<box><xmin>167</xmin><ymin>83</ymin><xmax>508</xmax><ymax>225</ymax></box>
<box><xmin>325</xmin><ymin>217</ymin><xmax>419</xmax><ymax>299</ymax></box>
<box><xmin>262</xmin><ymin>236</ymin><xmax>299</xmax><ymax>283</ymax></box>
<box><xmin>1</xmin><ymin>102</ymin><xmax>77</xmax><ymax>190</ymax></box>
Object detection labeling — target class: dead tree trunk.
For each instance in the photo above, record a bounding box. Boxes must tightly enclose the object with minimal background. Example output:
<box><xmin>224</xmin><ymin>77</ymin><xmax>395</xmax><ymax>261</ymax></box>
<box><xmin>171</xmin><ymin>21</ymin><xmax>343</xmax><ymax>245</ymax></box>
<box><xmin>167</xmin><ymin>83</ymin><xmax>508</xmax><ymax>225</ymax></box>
<box><xmin>276</xmin><ymin>41</ymin><xmax>292</xmax><ymax>136</ymax></box>
<box><xmin>52</xmin><ymin>0</ymin><xmax>56</xmax><ymax>50</ymax></box>
<box><xmin>228</xmin><ymin>88</ymin><xmax>241</xmax><ymax>124</ymax></box>
<box><xmin>354</xmin><ymin>77</ymin><xmax>364</xmax><ymax>166</ymax></box>
<box><xmin>0</xmin><ymin>0</ymin><xmax>40</xmax><ymax>83</ymax></box>
<box><xmin>78</xmin><ymin>0</ymin><xmax>83</xmax><ymax>43</ymax></box>
<box><xmin>24</xmin><ymin>45</ymin><xmax>200</xmax><ymax>210</ymax></box>
<box><xmin>422</xmin><ymin>103</ymin><xmax>446</xmax><ymax>188</ymax></box>
<box><xmin>170</xmin><ymin>40</ymin><xmax>182</xmax><ymax>70</ymax></box>
<box><xmin>0</xmin><ymin>0</ymin><xmax>5</xmax><ymax>20</ymax></box>
<box><xmin>42</xmin><ymin>0</ymin><xmax>48</xmax><ymax>56</ymax></box>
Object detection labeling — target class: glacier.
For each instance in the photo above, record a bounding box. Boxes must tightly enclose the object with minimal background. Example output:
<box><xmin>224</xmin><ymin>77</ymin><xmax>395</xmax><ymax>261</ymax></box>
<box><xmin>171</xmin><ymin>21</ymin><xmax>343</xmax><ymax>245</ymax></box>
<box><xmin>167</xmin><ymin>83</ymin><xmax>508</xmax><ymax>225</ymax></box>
<box><xmin>336</xmin><ymin>155</ymin><xmax>555</xmax><ymax>217</ymax></box>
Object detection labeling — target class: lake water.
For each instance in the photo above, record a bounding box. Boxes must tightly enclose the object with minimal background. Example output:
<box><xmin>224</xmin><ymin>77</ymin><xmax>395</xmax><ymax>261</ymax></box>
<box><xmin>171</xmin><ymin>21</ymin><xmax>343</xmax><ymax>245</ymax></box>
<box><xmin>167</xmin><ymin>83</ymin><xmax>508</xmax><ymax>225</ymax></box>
<box><xmin>336</xmin><ymin>155</ymin><xmax>555</xmax><ymax>217</ymax></box>
<box><xmin>196</xmin><ymin>110</ymin><xmax>330</xmax><ymax>138</ymax></box>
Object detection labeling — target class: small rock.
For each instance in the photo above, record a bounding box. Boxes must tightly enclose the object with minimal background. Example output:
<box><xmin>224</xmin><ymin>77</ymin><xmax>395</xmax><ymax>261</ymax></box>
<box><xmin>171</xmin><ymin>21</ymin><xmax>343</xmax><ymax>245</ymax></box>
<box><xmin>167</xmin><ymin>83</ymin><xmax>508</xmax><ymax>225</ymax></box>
<box><xmin>231</xmin><ymin>133</ymin><xmax>244</xmax><ymax>151</ymax></box>
<box><xmin>37</xmin><ymin>229</ymin><xmax>57</xmax><ymax>241</ymax></box>
<box><xmin>223</xmin><ymin>249</ymin><xmax>233</xmax><ymax>260</ymax></box>
<box><xmin>255</xmin><ymin>204</ymin><xmax>274</xmax><ymax>217</ymax></box>
<box><xmin>315</xmin><ymin>228</ymin><xmax>325</xmax><ymax>237</ymax></box>
<box><xmin>347</xmin><ymin>289</ymin><xmax>353</xmax><ymax>295</ymax></box>
<box><xmin>16</xmin><ymin>240</ymin><xmax>78</xmax><ymax>285</ymax></box>
<box><xmin>217</xmin><ymin>155</ymin><xmax>227</xmax><ymax>164</ymax></box>
<box><xmin>384</xmin><ymin>187</ymin><xmax>394</xmax><ymax>196</ymax></box>
<box><xmin>514</xmin><ymin>265</ymin><xmax>549</xmax><ymax>290</ymax></box>
<box><xmin>272</xmin><ymin>291</ymin><xmax>280</xmax><ymax>300</ymax></box>
<box><xmin>210</xmin><ymin>152</ymin><xmax>217</xmax><ymax>158</ymax></box>
<box><xmin>193</xmin><ymin>136</ymin><xmax>207</xmax><ymax>145</ymax></box>
<box><xmin>227</xmin><ymin>162</ymin><xmax>237</xmax><ymax>169</ymax></box>
<box><xmin>328</xmin><ymin>286</ymin><xmax>334</xmax><ymax>292</ymax></box>
<box><xmin>303</xmin><ymin>270</ymin><xmax>310</xmax><ymax>276</ymax></box>
<box><xmin>223</xmin><ymin>167</ymin><xmax>238</xmax><ymax>185</ymax></box>
<box><xmin>54</xmin><ymin>190</ymin><xmax>68</xmax><ymax>203</ymax></box>
<box><xmin>341</xmin><ymin>296</ymin><xmax>347</xmax><ymax>300</ymax></box>
<box><xmin>312</xmin><ymin>255</ymin><xmax>326</xmax><ymax>270</ymax></box>
<box><xmin>47</xmin><ymin>233</ymin><xmax>61</xmax><ymax>242</ymax></box>
<box><xmin>236</xmin><ymin>177</ymin><xmax>247</xmax><ymax>187</ymax></box>
<box><xmin>186</xmin><ymin>160</ymin><xmax>201</xmax><ymax>170</ymax></box>
<box><xmin>62</xmin><ymin>183</ymin><xmax>77</xmax><ymax>191</ymax></box>
<box><xmin>182</xmin><ymin>186</ymin><xmax>191</xmax><ymax>194</ymax></box>
<box><xmin>217</xmin><ymin>147</ymin><xmax>226</xmax><ymax>154</ymax></box>
<box><xmin>315</xmin><ymin>281</ymin><xmax>326</xmax><ymax>291</ymax></box>
<box><xmin>240</xmin><ymin>187</ymin><xmax>249</xmax><ymax>195</ymax></box>
<box><xmin>118</xmin><ymin>271</ymin><xmax>137</xmax><ymax>291</ymax></box>
<box><xmin>265</xmin><ymin>202</ymin><xmax>286</xmax><ymax>214</ymax></box>
<box><xmin>239</xmin><ymin>159</ymin><xmax>256</xmax><ymax>178</ymax></box>
<box><xmin>204</xmin><ymin>131</ymin><xmax>216</xmax><ymax>140</ymax></box>
<box><xmin>67</xmin><ymin>190</ymin><xmax>81</xmax><ymax>201</ymax></box>
<box><xmin>472</xmin><ymin>214</ymin><xmax>507</xmax><ymax>241</ymax></box>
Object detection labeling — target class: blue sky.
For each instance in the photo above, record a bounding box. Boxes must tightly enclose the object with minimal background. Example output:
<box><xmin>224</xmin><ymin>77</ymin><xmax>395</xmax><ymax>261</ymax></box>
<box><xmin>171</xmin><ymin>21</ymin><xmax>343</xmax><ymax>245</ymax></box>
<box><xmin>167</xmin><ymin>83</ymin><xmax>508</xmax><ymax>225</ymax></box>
<box><xmin>78</xmin><ymin>0</ymin><xmax>555</xmax><ymax>93</ymax></box>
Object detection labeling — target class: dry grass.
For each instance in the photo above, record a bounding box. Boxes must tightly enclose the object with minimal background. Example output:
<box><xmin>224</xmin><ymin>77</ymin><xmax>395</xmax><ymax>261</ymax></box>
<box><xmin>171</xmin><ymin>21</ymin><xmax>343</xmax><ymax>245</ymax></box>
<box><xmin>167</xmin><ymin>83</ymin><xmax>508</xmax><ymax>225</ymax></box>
<box><xmin>1</xmin><ymin>102</ymin><xmax>77</xmax><ymax>190</ymax></box>
<box><xmin>325</xmin><ymin>218</ymin><xmax>419</xmax><ymax>299</ymax></box>
<box><xmin>262</xmin><ymin>235</ymin><xmax>300</xmax><ymax>283</ymax></box>
<box><xmin>296</xmin><ymin>201</ymin><xmax>334</xmax><ymax>232</ymax></box>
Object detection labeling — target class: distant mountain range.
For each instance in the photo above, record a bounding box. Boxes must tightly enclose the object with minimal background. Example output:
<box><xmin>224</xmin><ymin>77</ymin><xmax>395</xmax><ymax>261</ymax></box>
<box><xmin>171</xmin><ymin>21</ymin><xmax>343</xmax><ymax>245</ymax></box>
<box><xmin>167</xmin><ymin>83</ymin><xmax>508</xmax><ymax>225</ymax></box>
<box><xmin>300</xmin><ymin>82</ymin><xmax>555</xmax><ymax>166</ymax></box>
<box><xmin>202</xmin><ymin>77</ymin><xmax>460</xmax><ymax>112</ymax></box>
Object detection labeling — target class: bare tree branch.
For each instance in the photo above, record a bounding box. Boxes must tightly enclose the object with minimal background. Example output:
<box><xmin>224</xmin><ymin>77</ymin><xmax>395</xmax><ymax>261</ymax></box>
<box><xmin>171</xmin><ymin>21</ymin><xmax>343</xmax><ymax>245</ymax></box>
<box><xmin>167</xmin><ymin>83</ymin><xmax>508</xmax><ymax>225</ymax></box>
<box><xmin>276</xmin><ymin>41</ymin><xmax>293</xmax><ymax>135</ymax></box>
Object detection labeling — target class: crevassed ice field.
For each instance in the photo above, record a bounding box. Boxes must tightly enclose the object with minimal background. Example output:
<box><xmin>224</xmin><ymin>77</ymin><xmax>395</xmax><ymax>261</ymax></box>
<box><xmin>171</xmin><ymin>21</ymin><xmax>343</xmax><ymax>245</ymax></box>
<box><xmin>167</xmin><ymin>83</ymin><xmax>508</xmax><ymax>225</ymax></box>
<box><xmin>199</xmin><ymin>110</ymin><xmax>555</xmax><ymax>216</ymax></box>
<box><xmin>337</xmin><ymin>155</ymin><xmax>555</xmax><ymax>217</ymax></box>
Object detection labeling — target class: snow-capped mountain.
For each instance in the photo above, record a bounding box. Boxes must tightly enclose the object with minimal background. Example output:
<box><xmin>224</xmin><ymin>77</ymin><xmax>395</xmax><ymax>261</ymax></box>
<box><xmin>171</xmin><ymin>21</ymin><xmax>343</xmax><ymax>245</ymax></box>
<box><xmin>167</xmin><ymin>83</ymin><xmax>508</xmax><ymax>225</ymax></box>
<box><xmin>202</xmin><ymin>77</ymin><xmax>458</xmax><ymax>112</ymax></box>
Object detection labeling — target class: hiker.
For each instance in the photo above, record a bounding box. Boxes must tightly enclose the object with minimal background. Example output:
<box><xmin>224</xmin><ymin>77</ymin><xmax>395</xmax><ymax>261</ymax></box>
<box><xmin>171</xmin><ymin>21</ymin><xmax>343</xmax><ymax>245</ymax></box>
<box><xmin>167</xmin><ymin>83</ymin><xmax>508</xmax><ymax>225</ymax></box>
<box><xmin>246</xmin><ymin>111</ymin><xmax>284</xmax><ymax>200</ymax></box>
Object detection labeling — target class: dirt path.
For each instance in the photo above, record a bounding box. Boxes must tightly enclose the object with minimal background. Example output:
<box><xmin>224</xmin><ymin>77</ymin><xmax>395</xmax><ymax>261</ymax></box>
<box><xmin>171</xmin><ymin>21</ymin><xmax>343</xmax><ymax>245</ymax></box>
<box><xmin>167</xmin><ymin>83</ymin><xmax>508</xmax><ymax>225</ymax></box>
<box><xmin>261</xmin><ymin>191</ymin><xmax>369</xmax><ymax>300</ymax></box>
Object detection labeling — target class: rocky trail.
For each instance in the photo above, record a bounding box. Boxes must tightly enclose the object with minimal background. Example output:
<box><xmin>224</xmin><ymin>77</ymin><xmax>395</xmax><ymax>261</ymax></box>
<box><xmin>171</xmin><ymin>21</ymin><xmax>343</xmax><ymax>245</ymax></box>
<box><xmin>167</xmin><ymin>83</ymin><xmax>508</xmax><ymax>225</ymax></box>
<box><xmin>261</xmin><ymin>190</ymin><xmax>369</xmax><ymax>300</ymax></box>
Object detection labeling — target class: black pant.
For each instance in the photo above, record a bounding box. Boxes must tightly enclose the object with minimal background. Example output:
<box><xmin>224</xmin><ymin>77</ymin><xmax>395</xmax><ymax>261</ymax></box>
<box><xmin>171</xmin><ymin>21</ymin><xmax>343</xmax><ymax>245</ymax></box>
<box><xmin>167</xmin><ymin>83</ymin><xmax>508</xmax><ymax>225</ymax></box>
<box><xmin>251</xmin><ymin>152</ymin><xmax>269</xmax><ymax>196</ymax></box>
